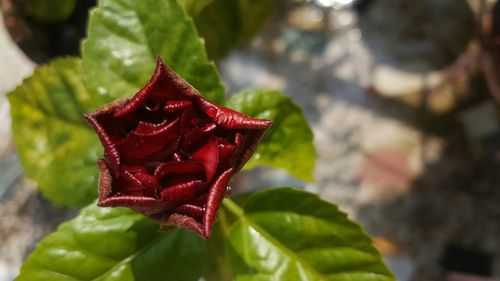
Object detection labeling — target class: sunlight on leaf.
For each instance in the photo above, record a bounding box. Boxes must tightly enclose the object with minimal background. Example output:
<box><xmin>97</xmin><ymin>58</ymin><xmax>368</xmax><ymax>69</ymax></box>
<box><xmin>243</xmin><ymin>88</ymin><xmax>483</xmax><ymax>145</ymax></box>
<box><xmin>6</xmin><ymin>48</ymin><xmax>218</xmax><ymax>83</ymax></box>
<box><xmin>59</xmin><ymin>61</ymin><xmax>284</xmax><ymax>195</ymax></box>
<box><xmin>228</xmin><ymin>90</ymin><xmax>316</xmax><ymax>182</ymax></box>
<box><xmin>8</xmin><ymin>58</ymin><xmax>100</xmax><ymax>207</ymax></box>
<box><xmin>226</xmin><ymin>187</ymin><xmax>394</xmax><ymax>281</ymax></box>
<box><xmin>82</xmin><ymin>0</ymin><xmax>226</xmax><ymax>107</ymax></box>
<box><xmin>15</xmin><ymin>203</ymin><xmax>205</xmax><ymax>281</ymax></box>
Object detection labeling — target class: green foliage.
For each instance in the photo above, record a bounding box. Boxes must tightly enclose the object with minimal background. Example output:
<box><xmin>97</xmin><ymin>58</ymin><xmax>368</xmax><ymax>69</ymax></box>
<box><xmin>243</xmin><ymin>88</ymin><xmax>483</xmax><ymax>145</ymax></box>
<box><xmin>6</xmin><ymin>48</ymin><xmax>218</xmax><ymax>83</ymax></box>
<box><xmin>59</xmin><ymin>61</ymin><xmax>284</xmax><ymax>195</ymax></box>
<box><xmin>226</xmin><ymin>188</ymin><xmax>394</xmax><ymax>281</ymax></box>
<box><xmin>7</xmin><ymin>0</ymin><xmax>310</xmax><ymax>207</ymax></box>
<box><xmin>178</xmin><ymin>0</ymin><xmax>215</xmax><ymax>16</ymax></box>
<box><xmin>15</xmin><ymin>204</ymin><xmax>205</xmax><ymax>281</ymax></box>
<box><xmin>15</xmin><ymin>188</ymin><xmax>392</xmax><ymax>281</ymax></box>
<box><xmin>82</xmin><ymin>0</ymin><xmax>226</xmax><ymax>107</ymax></box>
<box><xmin>8</xmin><ymin>58</ymin><xmax>100</xmax><ymax>207</ymax></box>
<box><xmin>237</xmin><ymin>0</ymin><xmax>275</xmax><ymax>43</ymax></box>
<box><xmin>228</xmin><ymin>90</ymin><xmax>316</xmax><ymax>182</ymax></box>
<box><xmin>23</xmin><ymin>0</ymin><xmax>77</xmax><ymax>23</ymax></box>
<box><xmin>202</xmin><ymin>213</ymin><xmax>233</xmax><ymax>281</ymax></box>
<box><xmin>194</xmin><ymin>0</ymin><xmax>275</xmax><ymax>58</ymax></box>
<box><xmin>194</xmin><ymin>0</ymin><xmax>241</xmax><ymax>58</ymax></box>
<box><xmin>9</xmin><ymin>1</ymin><xmax>392</xmax><ymax>279</ymax></box>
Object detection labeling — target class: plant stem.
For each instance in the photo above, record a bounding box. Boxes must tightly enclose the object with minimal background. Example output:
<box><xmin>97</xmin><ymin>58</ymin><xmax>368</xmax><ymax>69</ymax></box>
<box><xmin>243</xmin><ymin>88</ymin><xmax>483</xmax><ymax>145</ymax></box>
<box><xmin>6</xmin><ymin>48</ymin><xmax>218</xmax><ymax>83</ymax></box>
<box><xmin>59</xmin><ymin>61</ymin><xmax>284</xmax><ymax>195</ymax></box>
<box><xmin>222</xmin><ymin>198</ymin><xmax>244</xmax><ymax>218</ymax></box>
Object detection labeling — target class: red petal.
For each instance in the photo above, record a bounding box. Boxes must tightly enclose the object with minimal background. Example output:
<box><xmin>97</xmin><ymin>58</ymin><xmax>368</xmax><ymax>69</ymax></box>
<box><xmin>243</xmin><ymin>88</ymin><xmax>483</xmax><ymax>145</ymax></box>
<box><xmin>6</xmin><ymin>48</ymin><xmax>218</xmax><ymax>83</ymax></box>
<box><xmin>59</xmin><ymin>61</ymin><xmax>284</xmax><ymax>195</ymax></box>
<box><xmin>162</xmin><ymin>214</ymin><xmax>205</xmax><ymax>238</ymax></box>
<box><xmin>119</xmin><ymin>118</ymin><xmax>180</xmax><ymax>162</ymax></box>
<box><xmin>164</xmin><ymin>100</ymin><xmax>192</xmax><ymax>113</ymax></box>
<box><xmin>172</xmin><ymin>152</ymin><xmax>184</xmax><ymax>162</ymax></box>
<box><xmin>181</xmin><ymin>123</ymin><xmax>216</xmax><ymax>152</ymax></box>
<box><xmin>179</xmin><ymin>104</ymin><xmax>197</xmax><ymax>133</ymax></box>
<box><xmin>121</xmin><ymin>165</ymin><xmax>160</xmax><ymax>197</ymax></box>
<box><xmin>154</xmin><ymin>161</ymin><xmax>204</xmax><ymax>179</ymax></box>
<box><xmin>120</xmin><ymin>167</ymin><xmax>145</xmax><ymax>196</ymax></box>
<box><xmin>134</xmin><ymin>119</ymin><xmax>168</xmax><ymax>134</ymax></box>
<box><xmin>99</xmin><ymin>195</ymin><xmax>168</xmax><ymax>216</ymax></box>
<box><xmin>96</xmin><ymin>159</ymin><xmax>113</xmax><ymax>203</ymax></box>
<box><xmin>194</xmin><ymin>193</ymin><xmax>208</xmax><ymax>206</ymax></box>
<box><xmin>234</xmin><ymin>131</ymin><xmax>269</xmax><ymax>172</ymax></box>
<box><xmin>203</xmin><ymin>168</ymin><xmax>234</xmax><ymax>237</ymax></box>
<box><xmin>175</xmin><ymin>204</ymin><xmax>204</xmax><ymax>220</ymax></box>
<box><xmin>97</xmin><ymin>160</ymin><xmax>167</xmax><ymax>215</ymax></box>
<box><xmin>114</xmin><ymin>58</ymin><xmax>183</xmax><ymax>117</ymax></box>
<box><xmin>160</xmin><ymin>180</ymin><xmax>206</xmax><ymax>203</ymax></box>
<box><xmin>197</xmin><ymin>99</ymin><xmax>273</xmax><ymax>130</ymax></box>
<box><xmin>217</xmin><ymin>138</ymin><xmax>237</xmax><ymax>168</ymax></box>
<box><xmin>234</xmin><ymin>133</ymin><xmax>243</xmax><ymax>146</ymax></box>
<box><xmin>85</xmin><ymin>114</ymin><xmax>121</xmax><ymax>177</ymax></box>
<box><xmin>190</xmin><ymin>137</ymin><xmax>219</xmax><ymax>182</ymax></box>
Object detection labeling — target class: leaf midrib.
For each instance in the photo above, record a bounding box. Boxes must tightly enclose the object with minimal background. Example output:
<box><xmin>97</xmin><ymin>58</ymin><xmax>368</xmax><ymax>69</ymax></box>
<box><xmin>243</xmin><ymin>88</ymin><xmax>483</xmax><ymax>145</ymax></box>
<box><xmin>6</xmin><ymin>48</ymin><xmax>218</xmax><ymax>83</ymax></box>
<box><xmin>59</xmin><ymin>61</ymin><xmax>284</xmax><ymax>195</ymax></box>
<box><xmin>12</xmin><ymin>93</ymin><xmax>90</xmax><ymax>130</ymax></box>
<box><xmin>239</xmin><ymin>213</ymin><xmax>392</xmax><ymax>281</ymax></box>
<box><xmin>131</xmin><ymin>0</ymin><xmax>157</xmax><ymax>64</ymax></box>
<box><xmin>92</xmin><ymin>231</ymin><xmax>169</xmax><ymax>281</ymax></box>
<box><xmin>240</xmin><ymin>216</ymin><xmax>328</xmax><ymax>281</ymax></box>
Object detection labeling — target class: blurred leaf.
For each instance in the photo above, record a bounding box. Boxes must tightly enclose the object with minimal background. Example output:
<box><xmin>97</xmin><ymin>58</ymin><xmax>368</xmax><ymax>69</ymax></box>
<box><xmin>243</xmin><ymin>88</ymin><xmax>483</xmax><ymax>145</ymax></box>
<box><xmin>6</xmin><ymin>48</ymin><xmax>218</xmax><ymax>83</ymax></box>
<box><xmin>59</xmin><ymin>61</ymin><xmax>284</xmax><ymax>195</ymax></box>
<box><xmin>195</xmin><ymin>0</ymin><xmax>275</xmax><ymax>58</ymax></box>
<box><xmin>8</xmin><ymin>58</ymin><xmax>101</xmax><ymax>207</ymax></box>
<box><xmin>228</xmin><ymin>89</ymin><xmax>315</xmax><ymax>182</ymax></box>
<box><xmin>237</xmin><ymin>0</ymin><xmax>275</xmax><ymax>43</ymax></box>
<box><xmin>194</xmin><ymin>0</ymin><xmax>241</xmax><ymax>58</ymax></box>
<box><xmin>226</xmin><ymin>187</ymin><xmax>394</xmax><ymax>281</ymax></box>
<box><xmin>82</xmin><ymin>0</ymin><xmax>226</xmax><ymax>108</ymax></box>
<box><xmin>203</xmin><ymin>212</ymin><xmax>233</xmax><ymax>281</ymax></box>
<box><xmin>23</xmin><ymin>0</ymin><xmax>77</xmax><ymax>24</ymax></box>
<box><xmin>15</xmin><ymin>203</ymin><xmax>205</xmax><ymax>281</ymax></box>
<box><xmin>178</xmin><ymin>0</ymin><xmax>215</xmax><ymax>16</ymax></box>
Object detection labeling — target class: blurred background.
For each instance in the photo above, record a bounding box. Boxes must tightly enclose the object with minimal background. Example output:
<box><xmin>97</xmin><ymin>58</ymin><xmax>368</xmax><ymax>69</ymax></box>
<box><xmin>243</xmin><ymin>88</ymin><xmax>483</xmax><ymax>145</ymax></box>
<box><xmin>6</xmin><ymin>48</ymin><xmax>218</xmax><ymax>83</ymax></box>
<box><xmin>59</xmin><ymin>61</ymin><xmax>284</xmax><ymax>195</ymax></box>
<box><xmin>1</xmin><ymin>0</ymin><xmax>500</xmax><ymax>280</ymax></box>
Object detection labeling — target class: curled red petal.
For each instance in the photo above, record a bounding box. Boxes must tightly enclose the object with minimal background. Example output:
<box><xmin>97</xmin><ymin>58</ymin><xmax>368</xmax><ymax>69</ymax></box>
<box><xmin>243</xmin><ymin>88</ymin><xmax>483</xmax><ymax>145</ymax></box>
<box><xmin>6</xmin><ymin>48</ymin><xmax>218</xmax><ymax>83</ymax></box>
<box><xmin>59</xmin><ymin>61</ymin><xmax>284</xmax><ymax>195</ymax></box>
<box><xmin>134</xmin><ymin>119</ymin><xmax>168</xmax><ymax>134</ymax></box>
<box><xmin>122</xmin><ymin>165</ymin><xmax>160</xmax><ymax>197</ymax></box>
<box><xmin>164</xmin><ymin>100</ymin><xmax>192</xmax><ymax>113</ymax></box>
<box><xmin>100</xmin><ymin>195</ymin><xmax>168</xmax><ymax>216</ymax></box>
<box><xmin>197</xmin><ymin>98</ymin><xmax>273</xmax><ymax>130</ymax></box>
<box><xmin>181</xmin><ymin>123</ymin><xmax>216</xmax><ymax>152</ymax></box>
<box><xmin>96</xmin><ymin>159</ymin><xmax>113</xmax><ymax>203</ymax></box>
<box><xmin>120</xmin><ymin>167</ymin><xmax>146</xmax><ymax>196</ymax></box>
<box><xmin>190</xmin><ymin>137</ymin><xmax>219</xmax><ymax>182</ymax></box>
<box><xmin>85</xmin><ymin>115</ymin><xmax>120</xmax><ymax>172</ymax></box>
<box><xmin>234</xmin><ymin>131</ymin><xmax>269</xmax><ymax>172</ymax></box>
<box><xmin>160</xmin><ymin>180</ymin><xmax>205</xmax><ymax>203</ymax></box>
<box><xmin>161</xmin><ymin>214</ymin><xmax>205</xmax><ymax>237</ymax></box>
<box><xmin>119</xmin><ymin>118</ymin><xmax>180</xmax><ymax>162</ymax></box>
<box><xmin>203</xmin><ymin>168</ymin><xmax>233</xmax><ymax>236</ymax></box>
<box><xmin>175</xmin><ymin>204</ymin><xmax>204</xmax><ymax>220</ymax></box>
<box><xmin>217</xmin><ymin>139</ymin><xmax>236</xmax><ymax>162</ymax></box>
<box><xmin>154</xmin><ymin>161</ymin><xmax>204</xmax><ymax>179</ymax></box>
<box><xmin>114</xmin><ymin>58</ymin><xmax>181</xmax><ymax>117</ymax></box>
<box><xmin>98</xmin><ymin>160</ymin><xmax>167</xmax><ymax>215</ymax></box>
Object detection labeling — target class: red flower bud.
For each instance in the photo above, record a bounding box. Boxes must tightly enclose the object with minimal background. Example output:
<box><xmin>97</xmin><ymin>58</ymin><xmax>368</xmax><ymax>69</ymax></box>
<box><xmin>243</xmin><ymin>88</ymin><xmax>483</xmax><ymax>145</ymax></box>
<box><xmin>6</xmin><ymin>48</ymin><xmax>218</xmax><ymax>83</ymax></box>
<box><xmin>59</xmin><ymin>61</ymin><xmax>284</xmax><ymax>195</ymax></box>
<box><xmin>84</xmin><ymin>58</ymin><xmax>272</xmax><ymax>238</ymax></box>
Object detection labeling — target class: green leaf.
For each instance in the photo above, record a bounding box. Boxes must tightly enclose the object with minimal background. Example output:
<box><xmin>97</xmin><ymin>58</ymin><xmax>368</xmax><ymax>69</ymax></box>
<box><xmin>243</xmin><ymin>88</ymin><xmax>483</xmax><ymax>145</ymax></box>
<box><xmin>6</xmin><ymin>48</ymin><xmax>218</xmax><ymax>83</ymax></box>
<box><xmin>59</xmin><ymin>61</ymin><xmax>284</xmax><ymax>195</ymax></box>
<box><xmin>15</xmin><ymin>203</ymin><xmax>205</xmax><ymax>281</ymax></box>
<box><xmin>228</xmin><ymin>89</ymin><xmax>315</xmax><ymax>182</ymax></box>
<box><xmin>203</xmin><ymin>214</ymin><xmax>233</xmax><ymax>281</ymax></box>
<box><xmin>178</xmin><ymin>0</ymin><xmax>215</xmax><ymax>16</ymax></box>
<box><xmin>237</xmin><ymin>0</ymin><xmax>275</xmax><ymax>43</ymax></box>
<box><xmin>8</xmin><ymin>58</ymin><xmax>101</xmax><ymax>207</ymax></box>
<box><xmin>82</xmin><ymin>0</ymin><xmax>226</xmax><ymax>108</ymax></box>
<box><xmin>194</xmin><ymin>0</ymin><xmax>241</xmax><ymax>58</ymax></box>
<box><xmin>225</xmin><ymin>187</ymin><xmax>394</xmax><ymax>281</ymax></box>
<box><xmin>23</xmin><ymin>0</ymin><xmax>77</xmax><ymax>23</ymax></box>
<box><xmin>194</xmin><ymin>0</ymin><xmax>275</xmax><ymax>58</ymax></box>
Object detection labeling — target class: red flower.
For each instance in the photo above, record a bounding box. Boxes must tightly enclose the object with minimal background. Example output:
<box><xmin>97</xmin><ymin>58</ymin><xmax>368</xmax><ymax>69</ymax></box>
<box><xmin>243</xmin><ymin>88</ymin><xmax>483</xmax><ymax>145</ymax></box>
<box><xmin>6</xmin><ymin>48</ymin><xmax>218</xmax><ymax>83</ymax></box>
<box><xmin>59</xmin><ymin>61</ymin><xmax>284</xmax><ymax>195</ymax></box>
<box><xmin>84</xmin><ymin>58</ymin><xmax>272</xmax><ymax>238</ymax></box>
